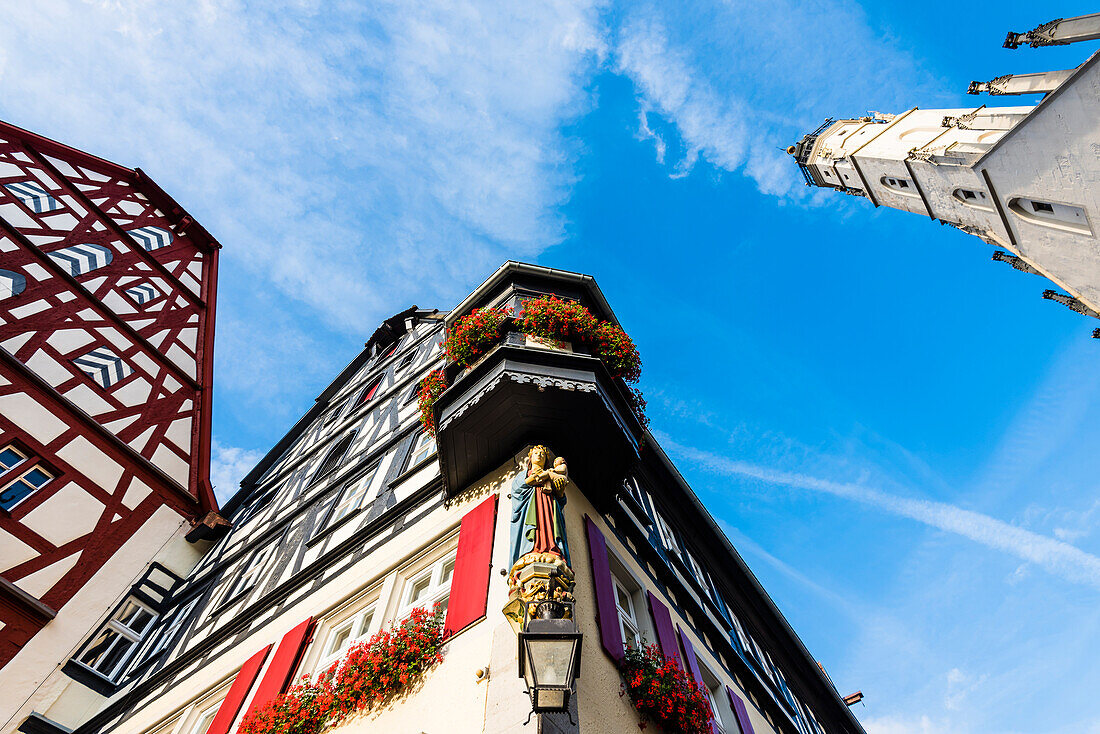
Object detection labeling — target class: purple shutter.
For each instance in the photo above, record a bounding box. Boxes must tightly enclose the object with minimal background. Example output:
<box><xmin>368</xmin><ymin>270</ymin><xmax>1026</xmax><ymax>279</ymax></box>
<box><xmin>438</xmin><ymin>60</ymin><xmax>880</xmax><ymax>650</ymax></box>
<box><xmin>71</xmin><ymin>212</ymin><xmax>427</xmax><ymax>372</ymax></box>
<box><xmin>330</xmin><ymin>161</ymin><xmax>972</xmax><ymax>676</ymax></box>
<box><xmin>646</xmin><ymin>591</ymin><xmax>681</xmax><ymax>666</ymax></box>
<box><xmin>584</xmin><ymin>515</ymin><xmax>624</xmax><ymax>663</ymax></box>
<box><xmin>678</xmin><ymin>625</ymin><xmax>721</xmax><ymax>734</ymax></box>
<box><xmin>727</xmin><ymin>687</ymin><xmax>758</xmax><ymax>734</ymax></box>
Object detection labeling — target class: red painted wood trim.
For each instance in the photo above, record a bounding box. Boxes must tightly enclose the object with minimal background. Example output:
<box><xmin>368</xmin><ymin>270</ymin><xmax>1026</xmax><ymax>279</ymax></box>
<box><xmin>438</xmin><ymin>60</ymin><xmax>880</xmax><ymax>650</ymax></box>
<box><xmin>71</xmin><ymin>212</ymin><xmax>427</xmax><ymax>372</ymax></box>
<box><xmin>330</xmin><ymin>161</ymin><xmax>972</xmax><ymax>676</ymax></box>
<box><xmin>0</xmin><ymin>120</ymin><xmax>136</xmax><ymax>180</ymax></box>
<box><xmin>19</xmin><ymin>142</ymin><xmax>203</xmax><ymax>309</ymax></box>
<box><xmin>242</xmin><ymin>618</ymin><xmax>314</xmax><ymax>720</ymax></box>
<box><xmin>205</xmin><ymin>645</ymin><xmax>271</xmax><ymax>734</ymax></box>
<box><xmin>134</xmin><ymin>169</ymin><xmax>222</xmax><ymax>254</ymax></box>
<box><xmin>443</xmin><ymin>494</ymin><xmax>497</xmax><ymax>638</ymax></box>
<box><xmin>646</xmin><ymin>591</ymin><xmax>681</xmax><ymax>667</ymax></box>
<box><xmin>584</xmin><ymin>514</ymin><xmax>624</xmax><ymax>663</ymax></box>
<box><xmin>192</xmin><ymin>243</ymin><xmax>219</xmax><ymax>512</ymax></box>
<box><xmin>0</xmin><ymin>216</ymin><xmax>202</xmax><ymax>392</ymax></box>
<box><xmin>0</xmin><ymin>349</ymin><xmax>197</xmax><ymax>509</ymax></box>
<box><xmin>727</xmin><ymin>686</ymin><xmax>758</xmax><ymax>734</ymax></box>
<box><xmin>0</xmin><ymin>577</ymin><xmax>56</xmax><ymax>667</ymax></box>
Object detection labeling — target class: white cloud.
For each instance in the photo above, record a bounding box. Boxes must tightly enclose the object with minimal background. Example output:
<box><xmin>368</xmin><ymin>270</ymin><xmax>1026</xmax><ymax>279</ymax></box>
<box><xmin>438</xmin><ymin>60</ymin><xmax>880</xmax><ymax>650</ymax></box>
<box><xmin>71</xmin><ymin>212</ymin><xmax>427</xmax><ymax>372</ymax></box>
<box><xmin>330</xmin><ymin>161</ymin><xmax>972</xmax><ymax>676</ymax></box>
<box><xmin>209</xmin><ymin>440</ymin><xmax>265</xmax><ymax>504</ymax></box>
<box><xmin>661</xmin><ymin>435</ymin><xmax>1100</xmax><ymax>590</ymax></box>
<box><xmin>613</xmin><ymin>1</ymin><xmax>941</xmax><ymax>197</ymax></box>
<box><xmin>863</xmin><ymin>714</ymin><xmax>963</xmax><ymax>734</ymax></box>
<box><xmin>0</xmin><ymin>0</ymin><xmax>606</xmax><ymax>330</ymax></box>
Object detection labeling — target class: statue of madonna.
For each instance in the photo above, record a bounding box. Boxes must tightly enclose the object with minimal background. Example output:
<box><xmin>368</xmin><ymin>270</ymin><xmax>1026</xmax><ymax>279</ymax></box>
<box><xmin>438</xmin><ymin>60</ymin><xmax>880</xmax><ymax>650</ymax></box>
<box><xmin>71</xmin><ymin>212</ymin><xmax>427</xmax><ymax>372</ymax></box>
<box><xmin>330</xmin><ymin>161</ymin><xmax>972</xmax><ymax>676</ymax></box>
<box><xmin>509</xmin><ymin>444</ymin><xmax>570</xmax><ymax>569</ymax></box>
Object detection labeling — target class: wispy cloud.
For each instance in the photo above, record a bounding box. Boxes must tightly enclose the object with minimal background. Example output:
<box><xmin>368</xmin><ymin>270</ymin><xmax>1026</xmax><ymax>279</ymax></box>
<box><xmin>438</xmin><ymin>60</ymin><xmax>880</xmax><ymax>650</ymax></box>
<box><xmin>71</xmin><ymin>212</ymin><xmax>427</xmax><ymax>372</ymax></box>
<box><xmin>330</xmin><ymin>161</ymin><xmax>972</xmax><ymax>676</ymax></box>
<box><xmin>662</xmin><ymin>435</ymin><xmax>1100</xmax><ymax>590</ymax></box>
<box><xmin>209</xmin><ymin>440</ymin><xmax>266</xmax><ymax>504</ymax></box>
<box><xmin>613</xmin><ymin>1</ymin><xmax>941</xmax><ymax>196</ymax></box>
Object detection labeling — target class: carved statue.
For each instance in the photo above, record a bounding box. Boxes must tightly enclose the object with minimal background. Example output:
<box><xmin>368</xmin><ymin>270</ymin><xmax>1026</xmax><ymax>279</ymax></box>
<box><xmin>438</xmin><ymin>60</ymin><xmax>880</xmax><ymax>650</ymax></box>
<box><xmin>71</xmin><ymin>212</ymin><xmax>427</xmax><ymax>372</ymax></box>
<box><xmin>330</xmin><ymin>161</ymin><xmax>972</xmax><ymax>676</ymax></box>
<box><xmin>502</xmin><ymin>444</ymin><xmax>577</xmax><ymax>631</ymax></box>
<box><xmin>509</xmin><ymin>445</ymin><xmax>570</xmax><ymax>568</ymax></box>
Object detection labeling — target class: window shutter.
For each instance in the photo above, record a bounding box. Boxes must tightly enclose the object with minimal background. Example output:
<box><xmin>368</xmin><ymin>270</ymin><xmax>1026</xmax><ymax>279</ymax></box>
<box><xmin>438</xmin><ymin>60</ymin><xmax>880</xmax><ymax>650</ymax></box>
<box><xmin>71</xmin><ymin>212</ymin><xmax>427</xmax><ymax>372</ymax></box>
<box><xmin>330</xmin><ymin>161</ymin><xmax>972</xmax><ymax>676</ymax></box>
<box><xmin>241</xmin><ymin>618</ymin><xmax>314</xmax><ymax>720</ymax></box>
<box><xmin>443</xmin><ymin>494</ymin><xmax>497</xmax><ymax>638</ymax></box>
<box><xmin>645</xmin><ymin>591</ymin><xmax>681</xmax><ymax>667</ymax></box>
<box><xmin>204</xmin><ymin>644</ymin><xmax>270</xmax><ymax>734</ymax></box>
<box><xmin>583</xmin><ymin>515</ymin><xmax>624</xmax><ymax>663</ymax></box>
<box><xmin>677</xmin><ymin>626</ymin><xmax>720</xmax><ymax>734</ymax></box>
<box><xmin>727</xmin><ymin>687</ymin><xmax>758</xmax><ymax>734</ymax></box>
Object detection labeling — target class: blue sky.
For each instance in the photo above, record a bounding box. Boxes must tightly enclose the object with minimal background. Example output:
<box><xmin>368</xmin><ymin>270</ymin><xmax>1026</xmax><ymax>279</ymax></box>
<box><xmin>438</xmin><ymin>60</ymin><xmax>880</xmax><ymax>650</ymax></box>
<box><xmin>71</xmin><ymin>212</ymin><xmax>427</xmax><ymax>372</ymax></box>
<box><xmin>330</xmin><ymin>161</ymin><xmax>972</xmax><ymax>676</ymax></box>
<box><xmin>2</xmin><ymin>2</ymin><xmax>1098</xmax><ymax>732</ymax></box>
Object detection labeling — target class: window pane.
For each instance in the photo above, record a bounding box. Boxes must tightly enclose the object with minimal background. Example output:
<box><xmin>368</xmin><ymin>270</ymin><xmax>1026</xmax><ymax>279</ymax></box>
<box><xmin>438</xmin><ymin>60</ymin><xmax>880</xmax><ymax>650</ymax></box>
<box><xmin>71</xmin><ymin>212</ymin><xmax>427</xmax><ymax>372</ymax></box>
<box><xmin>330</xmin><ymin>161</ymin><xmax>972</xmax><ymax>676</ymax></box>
<box><xmin>0</xmin><ymin>447</ymin><xmax>25</xmax><ymax>470</ymax></box>
<box><xmin>0</xmin><ymin>479</ymin><xmax>36</xmax><ymax>510</ymax></box>
<box><xmin>23</xmin><ymin>467</ymin><xmax>51</xmax><ymax>488</ymax></box>
<box><xmin>97</xmin><ymin>636</ymin><xmax>136</xmax><ymax>678</ymax></box>
<box><xmin>615</xmin><ymin>585</ymin><xmax>631</xmax><ymax>612</ymax></box>
<box><xmin>410</xmin><ymin>576</ymin><xmax>432</xmax><ymax>604</ymax></box>
<box><xmin>116</xmin><ymin>601</ymin><xmax>155</xmax><ymax>635</ymax></box>
<box><xmin>357</xmin><ymin>611</ymin><xmax>374</xmax><ymax>638</ymax></box>
<box><xmin>79</xmin><ymin>628</ymin><xmax>120</xmax><ymax>669</ymax></box>
<box><xmin>327</xmin><ymin>625</ymin><xmax>352</xmax><ymax>656</ymax></box>
<box><xmin>440</xmin><ymin>558</ymin><xmax>455</xmax><ymax>585</ymax></box>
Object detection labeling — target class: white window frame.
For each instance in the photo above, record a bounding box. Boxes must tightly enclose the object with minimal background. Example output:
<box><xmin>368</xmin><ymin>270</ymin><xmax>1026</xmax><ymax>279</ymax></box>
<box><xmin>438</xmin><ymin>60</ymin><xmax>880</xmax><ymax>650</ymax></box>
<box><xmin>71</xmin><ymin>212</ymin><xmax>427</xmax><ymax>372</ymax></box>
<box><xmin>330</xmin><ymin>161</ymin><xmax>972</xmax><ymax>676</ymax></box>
<box><xmin>0</xmin><ymin>443</ymin><xmax>54</xmax><ymax>512</ymax></box>
<box><xmin>221</xmin><ymin>545</ymin><xmax>275</xmax><ymax>606</ymax></box>
<box><xmin>328</xmin><ymin>464</ymin><xmax>379</xmax><ymax>526</ymax></box>
<box><xmin>138</xmin><ymin>595</ymin><xmax>199</xmax><ymax>664</ymax></box>
<box><xmin>399</xmin><ymin>552</ymin><xmax>456</xmax><ymax>618</ymax></box>
<box><xmin>315</xmin><ymin>603</ymin><xmax>377</xmax><ymax>673</ymax></box>
<box><xmin>188</xmin><ymin>703</ymin><xmax>220</xmax><ymax>734</ymax></box>
<box><xmin>612</xmin><ymin>574</ymin><xmax>641</xmax><ymax>651</ymax></box>
<box><xmin>653</xmin><ymin>509</ymin><xmax>680</xmax><ymax>558</ymax></box>
<box><xmin>407</xmin><ymin>431</ymin><xmax>436</xmax><ymax>469</ymax></box>
<box><xmin>76</xmin><ymin>597</ymin><xmax>158</xmax><ymax>681</ymax></box>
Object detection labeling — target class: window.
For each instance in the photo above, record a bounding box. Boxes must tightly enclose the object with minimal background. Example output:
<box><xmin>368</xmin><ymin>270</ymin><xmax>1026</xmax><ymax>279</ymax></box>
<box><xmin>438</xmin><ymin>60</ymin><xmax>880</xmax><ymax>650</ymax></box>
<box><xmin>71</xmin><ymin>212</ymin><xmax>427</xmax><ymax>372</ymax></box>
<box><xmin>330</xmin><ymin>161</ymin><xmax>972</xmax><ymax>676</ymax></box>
<box><xmin>404</xmin><ymin>382</ymin><xmax>421</xmax><ymax>405</ymax></box>
<box><xmin>76</xmin><ymin>598</ymin><xmax>158</xmax><ymax>681</ymax></box>
<box><xmin>124</xmin><ymin>282</ymin><xmax>161</xmax><ymax>306</ymax></box>
<box><xmin>613</xmin><ymin>575</ymin><xmax>641</xmax><ymax>650</ymax></box>
<box><xmin>315</xmin><ymin>433</ymin><xmax>355</xmax><ymax>480</ymax></box>
<box><xmin>188</xmin><ymin>704</ymin><xmax>219</xmax><ymax>734</ymax></box>
<box><xmin>328</xmin><ymin>464</ymin><xmax>379</xmax><ymax>526</ymax></box>
<box><xmin>136</xmin><ymin>595</ymin><xmax>199</xmax><ymax>666</ymax></box>
<box><xmin>220</xmin><ymin>546</ymin><xmax>275</xmax><ymax>605</ymax></box>
<box><xmin>401</xmin><ymin>554</ymin><xmax>456</xmax><ymax>617</ymax></box>
<box><xmin>407</xmin><ymin>431</ymin><xmax>436</xmax><ymax>468</ymax></box>
<box><xmin>1008</xmin><ymin>197</ymin><xmax>1091</xmax><ymax>235</ymax></box>
<box><xmin>653</xmin><ymin>508</ymin><xmax>680</xmax><ymax>558</ymax></box>
<box><xmin>374</xmin><ymin>342</ymin><xmax>397</xmax><ymax>364</ymax></box>
<box><xmin>699</xmin><ymin>665</ymin><xmax>728</xmax><ymax>732</ymax></box>
<box><xmin>880</xmin><ymin>176</ymin><xmax>919</xmax><ymax>197</ymax></box>
<box><xmin>4</xmin><ymin>180</ymin><xmax>63</xmax><ymax>213</ymax></box>
<box><xmin>1</xmin><ymin>444</ymin><xmax>54</xmax><ymax>512</ymax></box>
<box><xmin>358</xmin><ymin>377</ymin><xmax>383</xmax><ymax>405</ymax></box>
<box><xmin>316</xmin><ymin>605</ymin><xmax>375</xmax><ymax>672</ymax></box>
<box><xmin>953</xmin><ymin>188</ymin><xmax>993</xmax><ymax>210</ymax></box>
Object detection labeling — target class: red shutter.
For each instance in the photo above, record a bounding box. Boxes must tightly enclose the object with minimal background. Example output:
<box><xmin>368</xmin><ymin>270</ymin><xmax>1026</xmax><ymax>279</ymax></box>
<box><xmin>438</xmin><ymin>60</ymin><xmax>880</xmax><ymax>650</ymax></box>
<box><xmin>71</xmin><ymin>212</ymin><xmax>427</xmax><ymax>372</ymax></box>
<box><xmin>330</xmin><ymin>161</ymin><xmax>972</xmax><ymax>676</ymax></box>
<box><xmin>646</xmin><ymin>591</ymin><xmax>681</xmax><ymax>667</ymax></box>
<box><xmin>204</xmin><ymin>645</ymin><xmax>270</xmax><ymax>734</ymax></box>
<box><xmin>443</xmin><ymin>494</ymin><xmax>497</xmax><ymax>637</ymax></box>
<box><xmin>678</xmin><ymin>625</ymin><xmax>720</xmax><ymax>734</ymax></box>
<box><xmin>727</xmin><ymin>686</ymin><xmax>758</xmax><ymax>734</ymax></box>
<box><xmin>584</xmin><ymin>515</ymin><xmax>624</xmax><ymax>663</ymax></box>
<box><xmin>241</xmin><ymin>618</ymin><xmax>314</xmax><ymax>721</ymax></box>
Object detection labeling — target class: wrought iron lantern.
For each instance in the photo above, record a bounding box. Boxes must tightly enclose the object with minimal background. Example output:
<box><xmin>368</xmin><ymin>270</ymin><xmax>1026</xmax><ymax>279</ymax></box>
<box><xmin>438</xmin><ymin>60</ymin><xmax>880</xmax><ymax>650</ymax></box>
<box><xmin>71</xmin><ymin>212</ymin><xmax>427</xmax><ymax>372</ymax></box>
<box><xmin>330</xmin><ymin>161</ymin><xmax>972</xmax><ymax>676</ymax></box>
<box><xmin>517</xmin><ymin>601</ymin><xmax>582</xmax><ymax>715</ymax></box>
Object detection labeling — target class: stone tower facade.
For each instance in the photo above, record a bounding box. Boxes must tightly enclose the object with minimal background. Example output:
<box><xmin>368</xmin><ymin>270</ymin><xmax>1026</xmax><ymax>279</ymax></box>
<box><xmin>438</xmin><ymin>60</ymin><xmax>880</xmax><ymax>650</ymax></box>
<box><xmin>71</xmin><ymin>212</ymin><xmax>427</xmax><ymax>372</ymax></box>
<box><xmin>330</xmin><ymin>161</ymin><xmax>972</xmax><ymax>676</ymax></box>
<box><xmin>789</xmin><ymin>13</ymin><xmax>1100</xmax><ymax>334</ymax></box>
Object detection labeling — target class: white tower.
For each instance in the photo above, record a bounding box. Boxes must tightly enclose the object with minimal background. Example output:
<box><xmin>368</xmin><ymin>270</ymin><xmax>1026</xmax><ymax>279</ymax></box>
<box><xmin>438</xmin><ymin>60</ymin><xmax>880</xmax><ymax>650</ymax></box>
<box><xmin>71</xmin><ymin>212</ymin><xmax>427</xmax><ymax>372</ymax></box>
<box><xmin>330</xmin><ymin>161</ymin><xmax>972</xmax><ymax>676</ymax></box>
<box><xmin>790</xmin><ymin>13</ymin><xmax>1100</xmax><ymax>335</ymax></box>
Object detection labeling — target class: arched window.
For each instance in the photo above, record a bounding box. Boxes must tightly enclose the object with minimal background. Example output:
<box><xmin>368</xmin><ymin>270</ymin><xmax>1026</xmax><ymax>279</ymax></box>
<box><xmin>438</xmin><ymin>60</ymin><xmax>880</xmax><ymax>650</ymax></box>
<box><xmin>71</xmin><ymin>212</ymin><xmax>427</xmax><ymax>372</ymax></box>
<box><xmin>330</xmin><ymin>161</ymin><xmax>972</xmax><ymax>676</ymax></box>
<box><xmin>4</xmin><ymin>181</ymin><xmax>63</xmax><ymax>213</ymax></box>
<box><xmin>1008</xmin><ymin>197</ymin><xmax>1091</xmax><ymax>235</ymax></box>
<box><xmin>952</xmin><ymin>188</ymin><xmax>994</xmax><ymax>211</ymax></box>
<box><xmin>315</xmin><ymin>432</ymin><xmax>355</xmax><ymax>480</ymax></box>
<box><xmin>0</xmin><ymin>269</ymin><xmax>26</xmax><ymax>300</ymax></box>
<box><xmin>880</xmin><ymin>176</ymin><xmax>919</xmax><ymax>198</ymax></box>
<box><xmin>358</xmin><ymin>376</ymin><xmax>384</xmax><ymax>405</ymax></box>
<box><xmin>47</xmin><ymin>243</ymin><xmax>113</xmax><ymax>276</ymax></box>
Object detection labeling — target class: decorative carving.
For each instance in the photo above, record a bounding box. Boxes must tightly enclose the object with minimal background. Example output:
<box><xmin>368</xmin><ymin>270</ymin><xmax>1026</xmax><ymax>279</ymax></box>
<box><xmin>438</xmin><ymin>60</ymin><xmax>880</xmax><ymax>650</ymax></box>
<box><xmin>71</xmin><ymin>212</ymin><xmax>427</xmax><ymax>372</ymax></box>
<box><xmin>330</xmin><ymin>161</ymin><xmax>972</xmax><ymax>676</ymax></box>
<box><xmin>503</xmin><ymin>445</ymin><xmax>577</xmax><ymax>633</ymax></box>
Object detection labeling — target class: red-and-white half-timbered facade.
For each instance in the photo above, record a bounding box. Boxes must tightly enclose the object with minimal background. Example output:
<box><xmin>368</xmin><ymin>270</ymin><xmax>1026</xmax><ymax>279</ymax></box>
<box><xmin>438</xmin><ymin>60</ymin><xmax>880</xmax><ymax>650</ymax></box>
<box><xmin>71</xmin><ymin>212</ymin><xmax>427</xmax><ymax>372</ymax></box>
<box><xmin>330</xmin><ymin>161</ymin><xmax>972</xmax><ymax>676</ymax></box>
<box><xmin>0</xmin><ymin>120</ymin><xmax>223</xmax><ymax>733</ymax></box>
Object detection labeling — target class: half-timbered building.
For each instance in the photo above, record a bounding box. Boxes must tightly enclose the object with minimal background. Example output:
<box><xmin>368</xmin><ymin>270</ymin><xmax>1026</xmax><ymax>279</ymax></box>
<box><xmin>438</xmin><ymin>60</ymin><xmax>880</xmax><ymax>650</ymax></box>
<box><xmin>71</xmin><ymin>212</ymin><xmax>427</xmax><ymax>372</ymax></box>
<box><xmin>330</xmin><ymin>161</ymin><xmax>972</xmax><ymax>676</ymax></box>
<box><xmin>0</xmin><ymin>121</ymin><xmax>222</xmax><ymax>734</ymax></box>
<box><xmin>68</xmin><ymin>263</ymin><xmax>863</xmax><ymax>734</ymax></box>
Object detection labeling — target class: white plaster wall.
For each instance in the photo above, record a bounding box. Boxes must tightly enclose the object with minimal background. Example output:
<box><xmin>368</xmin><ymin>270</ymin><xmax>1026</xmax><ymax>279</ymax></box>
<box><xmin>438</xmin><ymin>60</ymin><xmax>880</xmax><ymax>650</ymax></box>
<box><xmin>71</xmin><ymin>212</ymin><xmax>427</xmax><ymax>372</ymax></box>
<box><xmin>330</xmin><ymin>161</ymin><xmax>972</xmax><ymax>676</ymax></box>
<box><xmin>0</xmin><ymin>508</ymin><xmax>196</xmax><ymax>734</ymax></box>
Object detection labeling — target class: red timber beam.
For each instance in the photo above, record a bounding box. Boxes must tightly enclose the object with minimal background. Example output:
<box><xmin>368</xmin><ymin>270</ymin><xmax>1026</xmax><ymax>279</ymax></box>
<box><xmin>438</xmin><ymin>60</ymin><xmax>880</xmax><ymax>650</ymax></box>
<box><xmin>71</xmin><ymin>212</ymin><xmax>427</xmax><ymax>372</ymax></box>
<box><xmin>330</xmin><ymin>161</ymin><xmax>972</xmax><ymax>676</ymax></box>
<box><xmin>0</xmin><ymin>120</ymin><xmax>133</xmax><ymax>181</ymax></box>
<box><xmin>0</xmin><ymin>347</ymin><xmax>201</xmax><ymax>515</ymax></box>
<box><xmin>191</xmin><ymin>244</ymin><xmax>219</xmax><ymax>512</ymax></box>
<box><xmin>14</xmin><ymin>140</ymin><xmax>205</xmax><ymax>310</ymax></box>
<box><xmin>0</xmin><ymin>215</ymin><xmax>201</xmax><ymax>393</ymax></box>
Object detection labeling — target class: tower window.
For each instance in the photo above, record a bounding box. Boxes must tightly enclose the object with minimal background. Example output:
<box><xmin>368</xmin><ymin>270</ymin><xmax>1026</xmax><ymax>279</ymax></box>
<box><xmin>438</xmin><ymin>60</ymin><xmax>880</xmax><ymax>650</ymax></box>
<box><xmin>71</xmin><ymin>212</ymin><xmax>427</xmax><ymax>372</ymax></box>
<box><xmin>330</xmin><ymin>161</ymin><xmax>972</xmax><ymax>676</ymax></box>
<box><xmin>1008</xmin><ymin>197</ymin><xmax>1091</xmax><ymax>235</ymax></box>
<box><xmin>953</xmin><ymin>188</ymin><xmax>993</xmax><ymax>211</ymax></box>
<box><xmin>880</xmin><ymin>176</ymin><xmax>919</xmax><ymax>197</ymax></box>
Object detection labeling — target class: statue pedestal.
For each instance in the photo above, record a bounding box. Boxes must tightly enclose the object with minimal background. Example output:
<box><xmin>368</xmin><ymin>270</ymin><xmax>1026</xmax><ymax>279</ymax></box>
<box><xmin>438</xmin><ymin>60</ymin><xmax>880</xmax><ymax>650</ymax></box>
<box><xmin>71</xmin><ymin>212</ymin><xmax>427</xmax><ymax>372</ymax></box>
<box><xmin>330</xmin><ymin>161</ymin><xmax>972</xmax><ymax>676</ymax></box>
<box><xmin>502</xmin><ymin>556</ymin><xmax>576</xmax><ymax>634</ymax></box>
